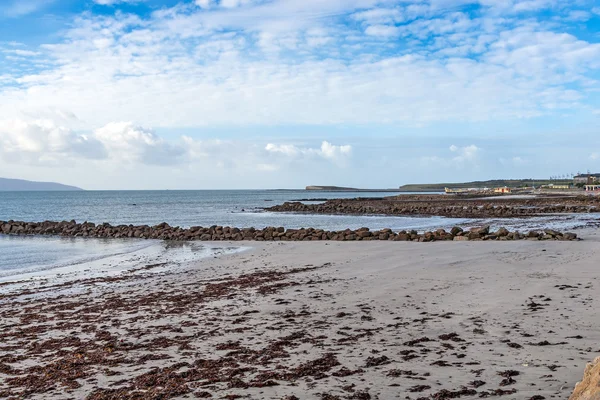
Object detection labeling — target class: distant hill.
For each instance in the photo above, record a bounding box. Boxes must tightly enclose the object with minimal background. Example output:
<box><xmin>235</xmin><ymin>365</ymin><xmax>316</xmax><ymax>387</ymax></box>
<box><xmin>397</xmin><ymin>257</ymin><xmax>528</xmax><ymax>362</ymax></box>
<box><xmin>0</xmin><ymin>178</ymin><xmax>83</xmax><ymax>191</ymax></box>
<box><xmin>398</xmin><ymin>179</ymin><xmax>573</xmax><ymax>192</ymax></box>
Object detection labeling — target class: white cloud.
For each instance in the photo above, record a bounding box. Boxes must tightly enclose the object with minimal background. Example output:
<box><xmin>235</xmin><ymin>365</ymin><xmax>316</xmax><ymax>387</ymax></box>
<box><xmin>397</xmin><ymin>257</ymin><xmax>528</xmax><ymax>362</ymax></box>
<box><xmin>2</xmin><ymin>49</ymin><xmax>40</xmax><ymax>57</ymax></box>
<box><xmin>499</xmin><ymin>156</ymin><xmax>528</xmax><ymax>166</ymax></box>
<box><xmin>319</xmin><ymin>141</ymin><xmax>352</xmax><ymax>160</ymax></box>
<box><xmin>220</xmin><ymin>0</ymin><xmax>257</xmax><ymax>9</ymax></box>
<box><xmin>449</xmin><ymin>144</ymin><xmax>480</xmax><ymax>163</ymax></box>
<box><xmin>0</xmin><ymin>119</ymin><xmax>105</xmax><ymax>165</ymax></box>
<box><xmin>352</xmin><ymin>8</ymin><xmax>404</xmax><ymax>24</ymax></box>
<box><xmin>265</xmin><ymin>143</ymin><xmax>302</xmax><ymax>157</ymax></box>
<box><xmin>0</xmin><ymin>117</ymin><xmax>353</xmax><ymax>174</ymax></box>
<box><xmin>591</xmin><ymin>153</ymin><xmax>599</xmax><ymax>160</ymax></box>
<box><xmin>564</xmin><ymin>10</ymin><xmax>591</xmax><ymax>22</ymax></box>
<box><xmin>93</xmin><ymin>122</ymin><xmax>184</xmax><ymax>165</ymax></box>
<box><xmin>265</xmin><ymin>141</ymin><xmax>352</xmax><ymax>162</ymax></box>
<box><xmin>365</xmin><ymin>24</ymin><xmax>400</xmax><ymax>37</ymax></box>
<box><xmin>1</xmin><ymin>0</ymin><xmax>53</xmax><ymax>18</ymax></box>
<box><xmin>93</xmin><ymin>0</ymin><xmax>142</xmax><ymax>5</ymax></box>
<box><xmin>195</xmin><ymin>0</ymin><xmax>215</xmax><ymax>9</ymax></box>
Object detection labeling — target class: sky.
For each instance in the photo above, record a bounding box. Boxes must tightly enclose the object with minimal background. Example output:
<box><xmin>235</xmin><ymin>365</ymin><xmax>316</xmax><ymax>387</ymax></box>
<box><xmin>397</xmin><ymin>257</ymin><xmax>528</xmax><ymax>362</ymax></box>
<box><xmin>0</xmin><ymin>0</ymin><xmax>599</xmax><ymax>190</ymax></box>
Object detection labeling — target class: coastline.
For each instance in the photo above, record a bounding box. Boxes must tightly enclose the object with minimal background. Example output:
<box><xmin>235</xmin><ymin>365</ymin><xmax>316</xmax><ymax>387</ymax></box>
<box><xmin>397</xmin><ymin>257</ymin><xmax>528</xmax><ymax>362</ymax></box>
<box><xmin>1</xmin><ymin>230</ymin><xmax>599</xmax><ymax>399</ymax></box>
<box><xmin>266</xmin><ymin>194</ymin><xmax>600</xmax><ymax>219</ymax></box>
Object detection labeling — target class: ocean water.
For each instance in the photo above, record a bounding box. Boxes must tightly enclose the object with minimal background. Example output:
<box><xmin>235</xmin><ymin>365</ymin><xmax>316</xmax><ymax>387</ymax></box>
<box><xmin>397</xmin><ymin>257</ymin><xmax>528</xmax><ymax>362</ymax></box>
<box><xmin>1</xmin><ymin>190</ymin><xmax>598</xmax><ymax>282</ymax></box>
<box><xmin>0</xmin><ymin>190</ymin><xmax>449</xmax><ymax>230</ymax></box>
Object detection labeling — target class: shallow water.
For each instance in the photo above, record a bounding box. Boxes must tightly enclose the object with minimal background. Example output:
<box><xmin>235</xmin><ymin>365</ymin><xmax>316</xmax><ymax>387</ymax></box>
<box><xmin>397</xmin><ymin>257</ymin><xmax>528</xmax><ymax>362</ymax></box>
<box><xmin>0</xmin><ymin>235</ymin><xmax>246</xmax><ymax>283</ymax></box>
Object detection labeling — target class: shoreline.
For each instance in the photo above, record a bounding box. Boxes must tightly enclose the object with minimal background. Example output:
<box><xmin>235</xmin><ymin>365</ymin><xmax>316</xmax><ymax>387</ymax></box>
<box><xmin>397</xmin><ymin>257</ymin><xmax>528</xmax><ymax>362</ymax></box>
<box><xmin>0</xmin><ymin>238</ymin><xmax>250</xmax><ymax>286</ymax></box>
<box><xmin>1</xmin><ymin>236</ymin><xmax>599</xmax><ymax>399</ymax></box>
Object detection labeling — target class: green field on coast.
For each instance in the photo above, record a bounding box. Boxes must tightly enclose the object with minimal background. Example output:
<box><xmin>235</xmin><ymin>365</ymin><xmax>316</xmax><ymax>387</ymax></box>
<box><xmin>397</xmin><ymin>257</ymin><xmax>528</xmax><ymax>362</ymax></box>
<box><xmin>397</xmin><ymin>179</ymin><xmax>573</xmax><ymax>192</ymax></box>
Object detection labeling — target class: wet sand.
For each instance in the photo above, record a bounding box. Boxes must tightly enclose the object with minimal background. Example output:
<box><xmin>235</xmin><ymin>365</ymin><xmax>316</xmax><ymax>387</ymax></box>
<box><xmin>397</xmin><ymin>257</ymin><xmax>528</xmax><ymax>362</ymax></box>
<box><xmin>1</xmin><ymin>230</ymin><xmax>599</xmax><ymax>399</ymax></box>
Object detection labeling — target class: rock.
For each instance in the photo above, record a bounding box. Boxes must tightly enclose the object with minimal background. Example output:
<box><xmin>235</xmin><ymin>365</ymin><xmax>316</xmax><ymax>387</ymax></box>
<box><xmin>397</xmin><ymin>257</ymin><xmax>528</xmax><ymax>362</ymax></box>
<box><xmin>394</xmin><ymin>233</ymin><xmax>409</xmax><ymax>241</ymax></box>
<box><xmin>496</xmin><ymin>227</ymin><xmax>509</xmax><ymax>237</ymax></box>
<box><xmin>450</xmin><ymin>226</ymin><xmax>463</xmax><ymax>236</ymax></box>
<box><xmin>569</xmin><ymin>357</ymin><xmax>600</xmax><ymax>400</ymax></box>
<box><xmin>544</xmin><ymin>229</ymin><xmax>561</xmax><ymax>237</ymax></box>
<box><xmin>471</xmin><ymin>225</ymin><xmax>490</xmax><ymax>235</ymax></box>
<box><xmin>468</xmin><ymin>231</ymin><xmax>481</xmax><ymax>240</ymax></box>
<box><xmin>563</xmin><ymin>232</ymin><xmax>578</xmax><ymax>240</ymax></box>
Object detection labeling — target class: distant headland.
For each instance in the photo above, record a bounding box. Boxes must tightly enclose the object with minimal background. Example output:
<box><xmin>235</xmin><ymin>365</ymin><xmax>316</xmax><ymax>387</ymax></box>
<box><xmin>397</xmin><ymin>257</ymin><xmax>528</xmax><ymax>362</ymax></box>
<box><xmin>0</xmin><ymin>178</ymin><xmax>83</xmax><ymax>192</ymax></box>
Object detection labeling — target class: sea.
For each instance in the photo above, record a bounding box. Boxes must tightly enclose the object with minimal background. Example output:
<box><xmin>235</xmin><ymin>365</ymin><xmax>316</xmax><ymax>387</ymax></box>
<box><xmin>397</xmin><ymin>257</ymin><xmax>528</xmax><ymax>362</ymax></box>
<box><xmin>1</xmin><ymin>190</ymin><xmax>598</xmax><ymax>282</ymax></box>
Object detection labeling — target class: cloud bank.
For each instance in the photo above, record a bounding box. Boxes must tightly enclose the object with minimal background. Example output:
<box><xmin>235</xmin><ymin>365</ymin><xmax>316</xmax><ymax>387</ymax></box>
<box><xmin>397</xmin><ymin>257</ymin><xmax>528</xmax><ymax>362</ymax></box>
<box><xmin>0</xmin><ymin>0</ymin><xmax>598</xmax><ymax>188</ymax></box>
<box><xmin>0</xmin><ymin>0</ymin><xmax>598</xmax><ymax>129</ymax></box>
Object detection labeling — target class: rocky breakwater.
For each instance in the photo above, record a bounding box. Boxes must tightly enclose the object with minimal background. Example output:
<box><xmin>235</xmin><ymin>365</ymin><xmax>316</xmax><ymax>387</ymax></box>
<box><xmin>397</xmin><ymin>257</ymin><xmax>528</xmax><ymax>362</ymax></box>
<box><xmin>266</xmin><ymin>195</ymin><xmax>600</xmax><ymax>218</ymax></box>
<box><xmin>0</xmin><ymin>220</ymin><xmax>579</xmax><ymax>242</ymax></box>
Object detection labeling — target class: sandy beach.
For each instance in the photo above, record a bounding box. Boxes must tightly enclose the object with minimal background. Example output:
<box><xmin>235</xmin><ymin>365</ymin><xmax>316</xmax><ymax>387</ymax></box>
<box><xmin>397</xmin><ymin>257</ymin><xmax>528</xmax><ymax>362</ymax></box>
<box><xmin>1</xmin><ymin>230</ymin><xmax>599</xmax><ymax>399</ymax></box>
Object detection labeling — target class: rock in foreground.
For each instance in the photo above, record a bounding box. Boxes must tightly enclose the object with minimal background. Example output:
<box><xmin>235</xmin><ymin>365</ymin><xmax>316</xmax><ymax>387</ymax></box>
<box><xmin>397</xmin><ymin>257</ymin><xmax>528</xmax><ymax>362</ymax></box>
<box><xmin>570</xmin><ymin>357</ymin><xmax>600</xmax><ymax>400</ymax></box>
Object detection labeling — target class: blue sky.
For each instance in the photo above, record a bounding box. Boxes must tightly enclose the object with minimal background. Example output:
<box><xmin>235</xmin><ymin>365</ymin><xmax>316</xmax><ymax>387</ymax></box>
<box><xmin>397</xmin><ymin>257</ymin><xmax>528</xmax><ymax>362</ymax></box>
<box><xmin>0</xmin><ymin>0</ymin><xmax>599</xmax><ymax>189</ymax></box>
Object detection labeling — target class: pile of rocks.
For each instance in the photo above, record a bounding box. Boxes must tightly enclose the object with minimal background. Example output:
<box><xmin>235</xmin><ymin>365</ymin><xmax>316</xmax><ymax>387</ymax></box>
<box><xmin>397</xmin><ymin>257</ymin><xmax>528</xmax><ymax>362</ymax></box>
<box><xmin>267</xmin><ymin>197</ymin><xmax>600</xmax><ymax>218</ymax></box>
<box><xmin>0</xmin><ymin>220</ymin><xmax>579</xmax><ymax>242</ymax></box>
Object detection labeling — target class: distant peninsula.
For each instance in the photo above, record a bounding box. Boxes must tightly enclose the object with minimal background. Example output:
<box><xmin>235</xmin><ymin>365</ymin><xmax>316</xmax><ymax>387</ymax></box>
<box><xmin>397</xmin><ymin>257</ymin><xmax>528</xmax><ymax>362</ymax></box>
<box><xmin>0</xmin><ymin>178</ymin><xmax>83</xmax><ymax>191</ymax></box>
<box><xmin>306</xmin><ymin>186</ymin><xmax>403</xmax><ymax>192</ymax></box>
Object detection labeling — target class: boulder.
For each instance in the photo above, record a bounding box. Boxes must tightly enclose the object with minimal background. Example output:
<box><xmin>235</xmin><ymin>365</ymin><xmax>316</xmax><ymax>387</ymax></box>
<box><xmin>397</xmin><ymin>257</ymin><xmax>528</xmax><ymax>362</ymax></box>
<box><xmin>468</xmin><ymin>231</ymin><xmax>481</xmax><ymax>240</ymax></box>
<box><xmin>496</xmin><ymin>227</ymin><xmax>509</xmax><ymax>237</ymax></box>
<box><xmin>450</xmin><ymin>226</ymin><xmax>463</xmax><ymax>236</ymax></box>
<box><xmin>563</xmin><ymin>232</ymin><xmax>578</xmax><ymax>241</ymax></box>
<box><xmin>394</xmin><ymin>233</ymin><xmax>409</xmax><ymax>241</ymax></box>
<box><xmin>1</xmin><ymin>224</ymin><xmax>10</xmax><ymax>234</ymax></box>
<box><xmin>544</xmin><ymin>229</ymin><xmax>561</xmax><ymax>237</ymax></box>
<box><xmin>470</xmin><ymin>225</ymin><xmax>490</xmax><ymax>235</ymax></box>
<box><xmin>569</xmin><ymin>357</ymin><xmax>600</xmax><ymax>400</ymax></box>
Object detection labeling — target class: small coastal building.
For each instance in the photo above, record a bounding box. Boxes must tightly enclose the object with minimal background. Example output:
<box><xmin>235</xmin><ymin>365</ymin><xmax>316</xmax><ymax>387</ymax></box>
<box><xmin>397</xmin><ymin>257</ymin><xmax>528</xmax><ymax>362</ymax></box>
<box><xmin>542</xmin><ymin>184</ymin><xmax>570</xmax><ymax>190</ymax></box>
<box><xmin>494</xmin><ymin>187</ymin><xmax>511</xmax><ymax>194</ymax></box>
<box><xmin>574</xmin><ymin>174</ymin><xmax>600</xmax><ymax>185</ymax></box>
<box><xmin>585</xmin><ymin>184</ymin><xmax>600</xmax><ymax>192</ymax></box>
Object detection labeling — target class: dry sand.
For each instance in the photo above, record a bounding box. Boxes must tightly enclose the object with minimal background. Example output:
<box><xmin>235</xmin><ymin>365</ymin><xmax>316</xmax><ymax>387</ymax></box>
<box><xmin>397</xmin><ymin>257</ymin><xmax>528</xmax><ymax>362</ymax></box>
<box><xmin>1</xmin><ymin>229</ymin><xmax>599</xmax><ymax>399</ymax></box>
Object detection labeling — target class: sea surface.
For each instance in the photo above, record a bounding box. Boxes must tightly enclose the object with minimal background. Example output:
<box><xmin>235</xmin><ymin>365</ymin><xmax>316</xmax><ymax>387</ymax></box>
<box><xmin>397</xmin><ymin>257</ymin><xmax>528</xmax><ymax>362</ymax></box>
<box><xmin>1</xmin><ymin>190</ymin><xmax>598</xmax><ymax>281</ymax></box>
<box><xmin>0</xmin><ymin>190</ymin><xmax>451</xmax><ymax>230</ymax></box>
